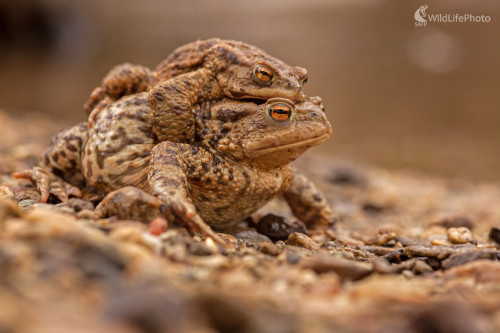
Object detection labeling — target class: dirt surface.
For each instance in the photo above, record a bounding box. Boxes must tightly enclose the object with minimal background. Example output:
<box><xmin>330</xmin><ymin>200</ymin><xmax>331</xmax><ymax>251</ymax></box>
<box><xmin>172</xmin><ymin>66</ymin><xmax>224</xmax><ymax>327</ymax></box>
<box><xmin>1</xmin><ymin>109</ymin><xmax>500</xmax><ymax>333</ymax></box>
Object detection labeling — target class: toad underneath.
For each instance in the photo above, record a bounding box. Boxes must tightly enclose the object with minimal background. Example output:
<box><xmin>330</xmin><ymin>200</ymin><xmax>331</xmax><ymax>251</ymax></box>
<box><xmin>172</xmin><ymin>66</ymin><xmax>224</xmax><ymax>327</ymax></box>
<box><xmin>15</xmin><ymin>94</ymin><xmax>335</xmax><ymax>244</ymax></box>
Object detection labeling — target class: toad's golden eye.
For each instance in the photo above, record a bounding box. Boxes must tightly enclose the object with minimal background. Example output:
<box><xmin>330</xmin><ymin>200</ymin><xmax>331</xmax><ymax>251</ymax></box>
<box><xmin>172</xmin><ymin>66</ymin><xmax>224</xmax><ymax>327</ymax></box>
<box><xmin>269</xmin><ymin>104</ymin><xmax>292</xmax><ymax>122</ymax></box>
<box><xmin>254</xmin><ymin>65</ymin><xmax>273</xmax><ymax>83</ymax></box>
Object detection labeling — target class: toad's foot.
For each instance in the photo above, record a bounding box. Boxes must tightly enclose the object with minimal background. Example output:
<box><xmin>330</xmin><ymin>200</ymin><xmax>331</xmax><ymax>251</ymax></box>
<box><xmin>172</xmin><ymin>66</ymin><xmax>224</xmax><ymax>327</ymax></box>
<box><xmin>13</xmin><ymin>166</ymin><xmax>82</xmax><ymax>203</ymax></box>
<box><xmin>161</xmin><ymin>196</ymin><xmax>226</xmax><ymax>246</ymax></box>
<box><xmin>283</xmin><ymin>170</ymin><xmax>337</xmax><ymax>227</ymax></box>
<box><xmin>94</xmin><ymin>186</ymin><xmax>165</xmax><ymax>222</ymax></box>
<box><xmin>94</xmin><ymin>186</ymin><xmax>226</xmax><ymax>245</ymax></box>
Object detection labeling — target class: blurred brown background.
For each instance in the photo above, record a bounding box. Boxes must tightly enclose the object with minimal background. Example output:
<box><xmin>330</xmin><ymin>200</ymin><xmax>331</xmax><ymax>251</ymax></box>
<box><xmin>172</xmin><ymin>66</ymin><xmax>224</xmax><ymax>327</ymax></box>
<box><xmin>1</xmin><ymin>0</ymin><xmax>499</xmax><ymax>181</ymax></box>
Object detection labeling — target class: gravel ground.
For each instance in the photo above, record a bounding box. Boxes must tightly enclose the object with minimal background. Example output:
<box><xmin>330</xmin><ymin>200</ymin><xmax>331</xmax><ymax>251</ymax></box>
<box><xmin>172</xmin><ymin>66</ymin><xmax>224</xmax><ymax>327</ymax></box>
<box><xmin>1</xmin><ymin>110</ymin><xmax>500</xmax><ymax>333</ymax></box>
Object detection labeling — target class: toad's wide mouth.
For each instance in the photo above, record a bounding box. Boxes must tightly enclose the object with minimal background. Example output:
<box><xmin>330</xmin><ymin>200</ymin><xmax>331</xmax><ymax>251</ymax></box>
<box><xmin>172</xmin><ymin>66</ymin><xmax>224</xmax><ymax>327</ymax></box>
<box><xmin>226</xmin><ymin>87</ymin><xmax>305</xmax><ymax>102</ymax></box>
<box><xmin>244</xmin><ymin>132</ymin><xmax>330</xmax><ymax>158</ymax></box>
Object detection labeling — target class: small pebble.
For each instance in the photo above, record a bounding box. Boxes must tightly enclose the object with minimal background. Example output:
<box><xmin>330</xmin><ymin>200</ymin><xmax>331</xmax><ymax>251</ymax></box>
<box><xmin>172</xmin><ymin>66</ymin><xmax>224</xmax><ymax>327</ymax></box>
<box><xmin>367</xmin><ymin>228</ymin><xmax>397</xmax><ymax>246</ymax></box>
<box><xmin>402</xmin><ymin>270</ymin><xmax>415</xmax><ymax>279</ymax></box>
<box><xmin>76</xmin><ymin>209</ymin><xmax>95</xmax><ymax>219</ymax></box>
<box><xmin>287</xmin><ymin>232</ymin><xmax>319</xmax><ymax>251</ymax></box>
<box><xmin>216</xmin><ymin>233</ymin><xmax>238</xmax><ymax>250</ymax></box>
<box><xmin>275</xmin><ymin>240</ymin><xmax>287</xmax><ymax>249</ymax></box>
<box><xmin>148</xmin><ymin>217</ymin><xmax>168</xmax><ymax>236</ymax></box>
<box><xmin>258</xmin><ymin>242</ymin><xmax>281</xmax><ymax>256</ymax></box>
<box><xmin>431</xmin><ymin>239</ymin><xmax>451</xmax><ymax>246</ymax></box>
<box><xmin>446</xmin><ymin>227</ymin><xmax>474</xmax><ymax>244</ymax></box>
<box><xmin>0</xmin><ymin>186</ymin><xmax>15</xmax><ymax>200</ymax></box>
<box><xmin>189</xmin><ymin>238</ymin><xmax>218</xmax><ymax>256</ymax></box>
<box><xmin>0</xmin><ymin>198</ymin><xmax>22</xmax><ymax>221</ymax></box>
<box><xmin>412</xmin><ymin>259</ymin><xmax>434</xmax><ymax>274</ymax></box>
<box><xmin>110</xmin><ymin>226</ymin><xmax>163</xmax><ymax>254</ymax></box>
<box><xmin>232</xmin><ymin>229</ymin><xmax>272</xmax><ymax>249</ymax></box>
<box><xmin>286</xmin><ymin>252</ymin><xmax>303</xmax><ymax>265</ymax></box>
<box><xmin>371</xmin><ymin>257</ymin><xmax>394</xmax><ymax>274</ymax></box>
<box><xmin>19</xmin><ymin>199</ymin><xmax>36</xmax><ymax>208</ymax></box>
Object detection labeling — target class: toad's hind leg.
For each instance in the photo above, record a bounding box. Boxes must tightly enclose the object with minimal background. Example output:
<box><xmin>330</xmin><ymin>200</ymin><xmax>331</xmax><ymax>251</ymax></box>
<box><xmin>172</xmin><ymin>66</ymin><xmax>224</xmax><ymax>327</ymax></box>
<box><xmin>84</xmin><ymin>63</ymin><xmax>156</xmax><ymax>114</ymax></box>
<box><xmin>14</xmin><ymin>122</ymin><xmax>86</xmax><ymax>202</ymax></box>
<box><xmin>14</xmin><ymin>166</ymin><xmax>81</xmax><ymax>203</ymax></box>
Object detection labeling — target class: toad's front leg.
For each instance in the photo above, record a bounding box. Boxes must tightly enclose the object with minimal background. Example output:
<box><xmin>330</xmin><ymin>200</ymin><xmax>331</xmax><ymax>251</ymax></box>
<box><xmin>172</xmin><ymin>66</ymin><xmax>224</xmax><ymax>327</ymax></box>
<box><xmin>148</xmin><ymin>141</ymin><xmax>225</xmax><ymax>244</ymax></box>
<box><xmin>283</xmin><ymin>170</ymin><xmax>337</xmax><ymax>227</ymax></box>
<box><xmin>148</xmin><ymin>68</ymin><xmax>223</xmax><ymax>143</ymax></box>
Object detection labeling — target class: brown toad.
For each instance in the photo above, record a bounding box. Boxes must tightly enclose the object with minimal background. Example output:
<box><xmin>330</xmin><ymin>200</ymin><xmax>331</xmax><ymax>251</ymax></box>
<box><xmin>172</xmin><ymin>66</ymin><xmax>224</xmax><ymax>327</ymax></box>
<box><xmin>15</xmin><ymin>94</ymin><xmax>333</xmax><ymax>244</ymax></box>
<box><xmin>84</xmin><ymin>38</ymin><xmax>309</xmax><ymax>143</ymax></box>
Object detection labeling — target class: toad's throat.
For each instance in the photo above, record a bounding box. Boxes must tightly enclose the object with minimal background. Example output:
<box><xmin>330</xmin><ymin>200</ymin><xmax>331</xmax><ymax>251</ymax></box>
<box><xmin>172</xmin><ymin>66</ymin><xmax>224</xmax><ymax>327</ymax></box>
<box><xmin>244</xmin><ymin>133</ymin><xmax>329</xmax><ymax>158</ymax></box>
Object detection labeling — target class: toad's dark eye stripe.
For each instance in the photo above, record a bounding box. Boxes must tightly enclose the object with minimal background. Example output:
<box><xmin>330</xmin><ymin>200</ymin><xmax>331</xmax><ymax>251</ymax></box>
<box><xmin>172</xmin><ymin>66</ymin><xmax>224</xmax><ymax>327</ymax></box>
<box><xmin>269</xmin><ymin>104</ymin><xmax>292</xmax><ymax>122</ymax></box>
<box><xmin>254</xmin><ymin>65</ymin><xmax>273</xmax><ymax>82</ymax></box>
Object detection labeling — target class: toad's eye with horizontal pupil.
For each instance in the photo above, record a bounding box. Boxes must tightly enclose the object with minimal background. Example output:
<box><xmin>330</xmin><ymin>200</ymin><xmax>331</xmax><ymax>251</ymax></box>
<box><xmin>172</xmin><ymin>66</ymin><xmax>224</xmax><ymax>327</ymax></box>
<box><xmin>254</xmin><ymin>65</ymin><xmax>273</xmax><ymax>83</ymax></box>
<box><xmin>269</xmin><ymin>104</ymin><xmax>292</xmax><ymax>122</ymax></box>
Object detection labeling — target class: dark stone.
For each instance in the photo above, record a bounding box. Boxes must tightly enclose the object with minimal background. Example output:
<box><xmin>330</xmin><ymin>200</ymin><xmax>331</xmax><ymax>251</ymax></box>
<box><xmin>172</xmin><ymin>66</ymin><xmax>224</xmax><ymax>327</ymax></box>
<box><xmin>396</xmin><ymin>235</ymin><xmax>430</xmax><ymax>247</ymax></box>
<box><xmin>413</xmin><ymin>300</ymin><xmax>486</xmax><ymax>333</ymax></box>
<box><xmin>256</xmin><ymin>214</ymin><xmax>308</xmax><ymax>241</ymax></box>
<box><xmin>362</xmin><ymin>203</ymin><xmax>386</xmax><ymax>213</ymax></box>
<box><xmin>441</xmin><ymin>250</ymin><xmax>498</xmax><ymax>270</ymax></box>
<box><xmin>383</xmin><ymin>249</ymin><xmax>406</xmax><ymax>263</ymax></box>
<box><xmin>285</xmin><ymin>251</ymin><xmax>304</xmax><ymax>265</ymax></box>
<box><xmin>196</xmin><ymin>293</ymin><xmax>255</xmax><ymax>333</ymax></box>
<box><xmin>64</xmin><ymin>198</ymin><xmax>95</xmax><ymax>212</ymax></box>
<box><xmin>434</xmin><ymin>216</ymin><xmax>475</xmax><ymax>229</ymax></box>
<box><xmin>106</xmin><ymin>288</ymin><xmax>205</xmax><ymax>333</ymax></box>
<box><xmin>403</xmin><ymin>244</ymin><xmax>476</xmax><ymax>260</ymax></box>
<box><xmin>231</xmin><ymin>229</ymin><xmax>272</xmax><ymax>249</ymax></box>
<box><xmin>327</xmin><ymin>167</ymin><xmax>367</xmax><ymax>188</ymax></box>
<box><xmin>425</xmin><ymin>257</ymin><xmax>442</xmax><ymax>270</ymax></box>
<box><xmin>488</xmin><ymin>226</ymin><xmax>500</xmax><ymax>244</ymax></box>
<box><xmin>300</xmin><ymin>253</ymin><xmax>373</xmax><ymax>281</ymax></box>
<box><xmin>362</xmin><ymin>245</ymin><xmax>399</xmax><ymax>256</ymax></box>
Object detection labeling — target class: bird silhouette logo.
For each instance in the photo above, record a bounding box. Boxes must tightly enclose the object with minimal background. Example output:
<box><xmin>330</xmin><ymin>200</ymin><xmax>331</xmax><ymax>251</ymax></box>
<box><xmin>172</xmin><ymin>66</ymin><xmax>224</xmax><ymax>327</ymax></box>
<box><xmin>414</xmin><ymin>5</ymin><xmax>428</xmax><ymax>24</ymax></box>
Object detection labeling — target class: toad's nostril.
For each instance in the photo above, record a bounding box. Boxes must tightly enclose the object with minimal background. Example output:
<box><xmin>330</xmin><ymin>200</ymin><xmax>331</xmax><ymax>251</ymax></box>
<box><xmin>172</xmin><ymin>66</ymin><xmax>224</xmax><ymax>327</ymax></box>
<box><xmin>311</xmin><ymin>112</ymin><xmax>318</xmax><ymax>117</ymax></box>
<box><xmin>311</xmin><ymin>96</ymin><xmax>322</xmax><ymax>105</ymax></box>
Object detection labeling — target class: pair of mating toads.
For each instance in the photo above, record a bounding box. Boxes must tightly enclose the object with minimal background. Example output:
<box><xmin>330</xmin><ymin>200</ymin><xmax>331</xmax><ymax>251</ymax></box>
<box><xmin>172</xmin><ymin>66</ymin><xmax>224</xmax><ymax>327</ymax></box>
<box><xmin>15</xmin><ymin>38</ymin><xmax>335</xmax><ymax>244</ymax></box>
